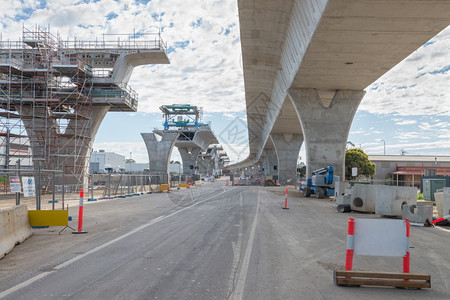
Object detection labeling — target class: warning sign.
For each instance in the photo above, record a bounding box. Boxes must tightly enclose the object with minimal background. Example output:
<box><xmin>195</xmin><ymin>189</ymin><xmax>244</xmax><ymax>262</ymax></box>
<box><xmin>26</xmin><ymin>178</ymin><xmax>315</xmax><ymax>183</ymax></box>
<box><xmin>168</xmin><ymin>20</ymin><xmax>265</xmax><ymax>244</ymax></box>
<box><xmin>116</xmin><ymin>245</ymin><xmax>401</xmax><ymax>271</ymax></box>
<box><xmin>9</xmin><ymin>176</ymin><xmax>22</xmax><ymax>193</ymax></box>
<box><xmin>22</xmin><ymin>176</ymin><xmax>36</xmax><ymax>197</ymax></box>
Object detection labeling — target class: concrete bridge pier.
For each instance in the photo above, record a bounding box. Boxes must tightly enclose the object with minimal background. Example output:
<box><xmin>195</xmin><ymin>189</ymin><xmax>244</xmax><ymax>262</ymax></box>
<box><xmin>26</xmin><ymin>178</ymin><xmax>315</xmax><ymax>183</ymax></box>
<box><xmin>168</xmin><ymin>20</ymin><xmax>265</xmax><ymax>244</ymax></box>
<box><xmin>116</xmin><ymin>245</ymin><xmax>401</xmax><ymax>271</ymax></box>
<box><xmin>197</xmin><ymin>157</ymin><xmax>211</xmax><ymax>177</ymax></box>
<box><xmin>20</xmin><ymin>105</ymin><xmax>110</xmax><ymax>189</ymax></box>
<box><xmin>288</xmin><ymin>88</ymin><xmax>365</xmax><ymax>179</ymax></box>
<box><xmin>141</xmin><ymin>132</ymin><xmax>179</xmax><ymax>184</ymax></box>
<box><xmin>178</xmin><ymin>147</ymin><xmax>201</xmax><ymax>178</ymax></box>
<box><xmin>262</xmin><ymin>149</ymin><xmax>278</xmax><ymax>178</ymax></box>
<box><xmin>270</xmin><ymin>133</ymin><xmax>303</xmax><ymax>185</ymax></box>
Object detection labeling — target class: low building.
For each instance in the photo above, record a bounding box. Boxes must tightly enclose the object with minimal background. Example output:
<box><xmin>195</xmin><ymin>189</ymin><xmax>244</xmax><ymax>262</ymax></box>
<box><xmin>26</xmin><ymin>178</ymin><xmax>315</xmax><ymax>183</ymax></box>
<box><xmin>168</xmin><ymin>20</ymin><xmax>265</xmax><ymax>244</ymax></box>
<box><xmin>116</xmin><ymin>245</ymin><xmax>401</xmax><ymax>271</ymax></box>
<box><xmin>369</xmin><ymin>155</ymin><xmax>450</xmax><ymax>188</ymax></box>
<box><xmin>125</xmin><ymin>162</ymin><xmax>149</xmax><ymax>173</ymax></box>
<box><xmin>90</xmin><ymin>150</ymin><xmax>126</xmax><ymax>173</ymax></box>
<box><xmin>0</xmin><ymin>136</ymin><xmax>33</xmax><ymax>169</ymax></box>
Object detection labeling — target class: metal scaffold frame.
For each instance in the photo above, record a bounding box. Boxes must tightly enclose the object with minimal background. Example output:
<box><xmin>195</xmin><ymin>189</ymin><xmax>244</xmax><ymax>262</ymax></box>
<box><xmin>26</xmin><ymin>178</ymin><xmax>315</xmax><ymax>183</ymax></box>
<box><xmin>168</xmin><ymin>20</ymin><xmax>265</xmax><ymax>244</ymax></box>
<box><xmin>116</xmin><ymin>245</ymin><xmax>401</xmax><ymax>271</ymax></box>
<box><xmin>0</xmin><ymin>25</ymin><xmax>168</xmax><ymax>193</ymax></box>
<box><xmin>0</xmin><ymin>25</ymin><xmax>94</xmax><ymax>189</ymax></box>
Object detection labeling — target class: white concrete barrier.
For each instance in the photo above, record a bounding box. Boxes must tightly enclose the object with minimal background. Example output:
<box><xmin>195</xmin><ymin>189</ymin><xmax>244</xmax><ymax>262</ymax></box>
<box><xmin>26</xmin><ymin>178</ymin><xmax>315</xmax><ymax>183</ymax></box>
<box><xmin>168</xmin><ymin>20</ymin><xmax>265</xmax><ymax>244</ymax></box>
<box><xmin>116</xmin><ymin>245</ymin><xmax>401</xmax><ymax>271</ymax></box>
<box><xmin>0</xmin><ymin>205</ymin><xmax>33</xmax><ymax>259</ymax></box>
<box><xmin>434</xmin><ymin>187</ymin><xmax>450</xmax><ymax>218</ymax></box>
<box><xmin>350</xmin><ymin>185</ymin><xmax>416</xmax><ymax>215</ymax></box>
<box><xmin>334</xmin><ymin>180</ymin><xmax>350</xmax><ymax>205</ymax></box>
<box><xmin>350</xmin><ymin>184</ymin><xmax>376</xmax><ymax>213</ymax></box>
<box><xmin>375</xmin><ymin>185</ymin><xmax>417</xmax><ymax>216</ymax></box>
<box><xmin>402</xmin><ymin>204</ymin><xmax>433</xmax><ymax>225</ymax></box>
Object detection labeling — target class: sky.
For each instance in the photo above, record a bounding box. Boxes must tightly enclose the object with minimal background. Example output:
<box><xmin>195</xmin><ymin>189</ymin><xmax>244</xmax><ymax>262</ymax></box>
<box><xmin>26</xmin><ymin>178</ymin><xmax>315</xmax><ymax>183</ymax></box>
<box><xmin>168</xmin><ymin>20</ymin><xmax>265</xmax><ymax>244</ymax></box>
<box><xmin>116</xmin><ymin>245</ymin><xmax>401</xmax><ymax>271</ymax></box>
<box><xmin>2</xmin><ymin>0</ymin><xmax>450</xmax><ymax>164</ymax></box>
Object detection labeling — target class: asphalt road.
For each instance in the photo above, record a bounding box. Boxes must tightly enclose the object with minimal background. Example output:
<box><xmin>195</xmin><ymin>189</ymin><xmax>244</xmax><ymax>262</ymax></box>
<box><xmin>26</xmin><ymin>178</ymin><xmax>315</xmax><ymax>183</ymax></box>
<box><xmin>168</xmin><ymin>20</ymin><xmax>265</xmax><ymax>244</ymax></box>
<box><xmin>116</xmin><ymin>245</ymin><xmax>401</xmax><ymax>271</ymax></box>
<box><xmin>1</xmin><ymin>179</ymin><xmax>450</xmax><ymax>299</ymax></box>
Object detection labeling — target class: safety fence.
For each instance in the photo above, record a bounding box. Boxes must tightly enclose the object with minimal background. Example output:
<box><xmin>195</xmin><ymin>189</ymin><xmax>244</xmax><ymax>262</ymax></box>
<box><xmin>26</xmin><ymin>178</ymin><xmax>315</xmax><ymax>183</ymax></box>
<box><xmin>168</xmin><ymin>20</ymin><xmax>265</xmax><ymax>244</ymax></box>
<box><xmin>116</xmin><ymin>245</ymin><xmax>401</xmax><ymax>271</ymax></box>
<box><xmin>0</xmin><ymin>170</ymin><xmax>200</xmax><ymax>210</ymax></box>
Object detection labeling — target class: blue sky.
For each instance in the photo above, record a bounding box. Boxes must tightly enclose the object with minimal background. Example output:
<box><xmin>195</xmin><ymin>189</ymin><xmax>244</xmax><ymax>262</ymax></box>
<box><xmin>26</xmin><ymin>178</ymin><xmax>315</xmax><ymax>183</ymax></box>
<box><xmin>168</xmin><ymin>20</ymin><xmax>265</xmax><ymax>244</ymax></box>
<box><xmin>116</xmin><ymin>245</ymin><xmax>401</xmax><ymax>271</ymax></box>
<box><xmin>2</xmin><ymin>0</ymin><xmax>450</xmax><ymax>163</ymax></box>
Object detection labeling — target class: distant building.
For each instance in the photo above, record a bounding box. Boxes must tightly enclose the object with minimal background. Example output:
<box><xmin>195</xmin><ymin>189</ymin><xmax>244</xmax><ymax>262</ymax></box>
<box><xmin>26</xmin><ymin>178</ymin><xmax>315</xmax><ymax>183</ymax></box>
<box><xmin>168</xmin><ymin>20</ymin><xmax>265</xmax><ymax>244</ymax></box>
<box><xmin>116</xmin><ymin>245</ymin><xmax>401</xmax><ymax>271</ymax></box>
<box><xmin>369</xmin><ymin>155</ymin><xmax>450</xmax><ymax>188</ymax></box>
<box><xmin>0</xmin><ymin>136</ymin><xmax>33</xmax><ymax>169</ymax></box>
<box><xmin>122</xmin><ymin>162</ymin><xmax>183</xmax><ymax>174</ymax></box>
<box><xmin>90</xmin><ymin>150</ymin><xmax>125</xmax><ymax>173</ymax></box>
<box><xmin>125</xmin><ymin>162</ymin><xmax>149</xmax><ymax>173</ymax></box>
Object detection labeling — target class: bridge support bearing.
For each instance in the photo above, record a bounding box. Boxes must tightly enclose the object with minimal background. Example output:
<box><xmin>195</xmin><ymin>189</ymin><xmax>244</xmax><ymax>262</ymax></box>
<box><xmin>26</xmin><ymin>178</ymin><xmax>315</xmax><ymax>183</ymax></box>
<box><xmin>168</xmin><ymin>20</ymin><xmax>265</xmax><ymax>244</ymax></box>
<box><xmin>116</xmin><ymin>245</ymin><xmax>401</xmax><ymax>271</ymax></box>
<box><xmin>141</xmin><ymin>132</ymin><xmax>179</xmax><ymax>184</ymax></box>
<box><xmin>178</xmin><ymin>147</ymin><xmax>201</xmax><ymax>178</ymax></box>
<box><xmin>270</xmin><ymin>133</ymin><xmax>303</xmax><ymax>185</ymax></box>
<box><xmin>288</xmin><ymin>88</ymin><xmax>365</xmax><ymax>179</ymax></box>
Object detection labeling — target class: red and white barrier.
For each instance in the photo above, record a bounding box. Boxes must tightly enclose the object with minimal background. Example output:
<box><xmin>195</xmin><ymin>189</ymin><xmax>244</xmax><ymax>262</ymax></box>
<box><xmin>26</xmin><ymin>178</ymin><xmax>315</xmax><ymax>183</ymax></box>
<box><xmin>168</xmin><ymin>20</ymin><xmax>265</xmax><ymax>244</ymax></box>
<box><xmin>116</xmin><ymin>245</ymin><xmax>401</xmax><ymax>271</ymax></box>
<box><xmin>344</xmin><ymin>218</ymin><xmax>410</xmax><ymax>273</ymax></box>
<box><xmin>432</xmin><ymin>214</ymin><xmax>450</xmax><ymax>224</ymax></box>
<box><xmin>73</xmin><ymin>189</ymin><xmax>88</xmax><ymax>234</ymax></box>
<box><xmin>403</xmin><ymin>219</ymin><xmax>410</xmax><ymax>274</ymax></box>
<box><xmin>282</xmin><ymin>188</ymin><xmax>289</xmax><ymax>209</ymax></box>
<box><xmin>345</xmin><ymin>218</ymin><xmax>355</xmax><ymax>270</ymax></box>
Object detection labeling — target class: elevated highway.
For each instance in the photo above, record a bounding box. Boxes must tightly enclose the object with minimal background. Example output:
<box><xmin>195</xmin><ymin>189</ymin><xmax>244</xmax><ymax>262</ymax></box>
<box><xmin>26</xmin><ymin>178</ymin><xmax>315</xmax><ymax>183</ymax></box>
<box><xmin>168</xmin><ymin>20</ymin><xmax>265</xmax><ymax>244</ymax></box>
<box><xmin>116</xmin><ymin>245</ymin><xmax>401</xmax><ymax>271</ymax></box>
<box><xmin>227</xmin><ymin>0</ymin><xmax>450</xmax><ymax>183</ymax></box>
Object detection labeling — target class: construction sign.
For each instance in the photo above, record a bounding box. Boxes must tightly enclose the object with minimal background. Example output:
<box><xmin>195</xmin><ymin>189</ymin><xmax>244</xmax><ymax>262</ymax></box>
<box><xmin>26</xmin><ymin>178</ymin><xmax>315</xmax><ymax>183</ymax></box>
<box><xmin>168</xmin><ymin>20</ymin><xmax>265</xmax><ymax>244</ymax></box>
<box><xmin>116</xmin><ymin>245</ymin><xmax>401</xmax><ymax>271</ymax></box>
<box><xmin>22</xmin><ymin>176</ymin><xmax>36</xmax><ymax>197</ymax></box>
<box><xmin>9</xmin><ymin>176</ymin><xmax>22</xmax><ymax>193</ymax></box>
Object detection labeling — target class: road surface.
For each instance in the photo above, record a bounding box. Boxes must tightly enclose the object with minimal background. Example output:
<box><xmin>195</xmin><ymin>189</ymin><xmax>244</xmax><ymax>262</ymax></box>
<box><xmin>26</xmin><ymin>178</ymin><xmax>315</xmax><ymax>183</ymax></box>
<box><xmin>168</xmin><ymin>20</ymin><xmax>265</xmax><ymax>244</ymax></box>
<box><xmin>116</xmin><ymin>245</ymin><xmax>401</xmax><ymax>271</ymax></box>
<box><xmin>1</xmin><ymin>180</ymin><xmax>449</xmax><ymax>299</ymax></box>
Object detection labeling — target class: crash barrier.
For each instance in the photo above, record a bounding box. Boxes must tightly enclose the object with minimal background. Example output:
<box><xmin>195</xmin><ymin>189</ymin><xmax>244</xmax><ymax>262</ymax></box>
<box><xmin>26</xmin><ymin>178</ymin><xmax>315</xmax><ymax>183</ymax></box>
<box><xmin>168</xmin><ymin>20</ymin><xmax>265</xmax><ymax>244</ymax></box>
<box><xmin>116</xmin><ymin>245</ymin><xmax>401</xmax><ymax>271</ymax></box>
<box><xmin>335</xmin><ymin>217</ymin><xmax>430</xmax><ymax>289</ymax></box>
<box><xmin>160</xmin><ymin>184</ymin><xmax>169</xmax><ymax>192</ymax></box>
<box><xmin>349</xmin><ymin>185</ymin><xmax>416</xmax><ymax>216</ymax></box>
<box><xmin>434</xmin><ymin>188</ymin><xmax>450</xmax><ymax>218</ymax></box>
<box><xmin>178</xmin><ymin>183</ymin><xmax>190</xmax><ymax>188</ymax></box>
<box><xmin>28</xmin><ymin>210</ymin><xmax>68</xmax><ymax>227</ymax></box>
<box><xmin>232</xmin><ymin>178</ymin><xmax>264</xmax><ymax>186</ymax></box>
<box><xmin>1</xmin><ymin>205</ymin><xmax>33</xmax><ymax>259</ymax></box>
<box><xmin>402</xmin><ymin>204</ymin><xmax>433</xmax><ymax>225</ymax></box>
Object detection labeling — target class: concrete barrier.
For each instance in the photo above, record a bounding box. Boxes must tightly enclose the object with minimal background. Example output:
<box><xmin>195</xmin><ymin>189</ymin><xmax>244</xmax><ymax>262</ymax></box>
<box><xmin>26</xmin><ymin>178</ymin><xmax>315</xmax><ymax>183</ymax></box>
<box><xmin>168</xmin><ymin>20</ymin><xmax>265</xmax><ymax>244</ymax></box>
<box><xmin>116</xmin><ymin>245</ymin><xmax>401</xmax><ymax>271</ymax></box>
<box><xmin>334</xmin><ymin>180</ymin><xmax>350</xmax><ymax>204</ymax></box>
<box><xmin>434</xmin><ymin>188</ymin><xmax>450</xmax><ymax>218</ymax></box>
<box><xmin>375</xmin><ymin>186</ymin><xmax>417</xmax><ymax>216</ymax></box>
<box><xmin>402</xmin><ymin>204</ymin><xmax>433</xmax><ymax>225</ymax></box>
<box><xmin>0</xmin><ymin>205</ymin><xmax>33</xmax><ymax>259</ymax></box>
<box><xmin>350</xmin><ymin>185</ymin><xmax>377</xmax><ymax>213</ymax></box>
<box><xmin>350</xmin><ymin>185</ymin><xmax>416</xmax><ymax>215</ymax></box>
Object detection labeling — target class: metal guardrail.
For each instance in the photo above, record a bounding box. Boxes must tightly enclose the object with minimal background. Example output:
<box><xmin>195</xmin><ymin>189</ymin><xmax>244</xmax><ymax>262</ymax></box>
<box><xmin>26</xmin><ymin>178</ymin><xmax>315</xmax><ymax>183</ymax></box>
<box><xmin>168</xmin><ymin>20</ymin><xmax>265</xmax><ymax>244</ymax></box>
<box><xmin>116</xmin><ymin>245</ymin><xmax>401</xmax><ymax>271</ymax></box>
<box><xmin>0</xmin><ymin>37</ymin><xmax>167</xmax><ymax>51</ymax></box>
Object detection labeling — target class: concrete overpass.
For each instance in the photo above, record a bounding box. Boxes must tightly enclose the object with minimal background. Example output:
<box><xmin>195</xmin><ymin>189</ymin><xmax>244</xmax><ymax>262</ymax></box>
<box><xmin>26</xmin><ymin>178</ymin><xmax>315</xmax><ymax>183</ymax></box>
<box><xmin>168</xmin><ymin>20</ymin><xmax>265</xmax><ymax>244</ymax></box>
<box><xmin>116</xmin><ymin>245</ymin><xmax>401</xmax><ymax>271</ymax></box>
<box><xmin>226</xmin><ymin>0</ymin><xmax>450</xmax><ymax>183</ymax></box>
<box><xmin>141</xmin><ymin>128</ymin><xmax>220</xmax><ymax>182</ymax></box>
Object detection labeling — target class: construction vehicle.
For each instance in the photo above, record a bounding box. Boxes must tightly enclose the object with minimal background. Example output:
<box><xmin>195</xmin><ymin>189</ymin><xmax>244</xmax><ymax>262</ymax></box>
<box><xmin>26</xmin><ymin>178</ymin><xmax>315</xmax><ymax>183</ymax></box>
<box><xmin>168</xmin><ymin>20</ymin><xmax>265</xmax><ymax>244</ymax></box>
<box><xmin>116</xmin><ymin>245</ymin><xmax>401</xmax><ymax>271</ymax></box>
<box><xmin>302</xmin><ymin>165</ymin><xmax>335</xmax><ymax>198</ymax></box>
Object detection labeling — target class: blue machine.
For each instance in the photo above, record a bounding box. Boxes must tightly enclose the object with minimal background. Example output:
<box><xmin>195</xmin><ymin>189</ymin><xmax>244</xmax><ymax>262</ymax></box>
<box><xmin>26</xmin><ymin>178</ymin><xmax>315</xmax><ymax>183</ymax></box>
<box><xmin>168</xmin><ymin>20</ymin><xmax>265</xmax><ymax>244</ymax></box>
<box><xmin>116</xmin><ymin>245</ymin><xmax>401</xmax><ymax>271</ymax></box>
<box><xmin>302</xmin><ymin>165</ymin><xmax>335</xmax><ymax>198</ymax></box>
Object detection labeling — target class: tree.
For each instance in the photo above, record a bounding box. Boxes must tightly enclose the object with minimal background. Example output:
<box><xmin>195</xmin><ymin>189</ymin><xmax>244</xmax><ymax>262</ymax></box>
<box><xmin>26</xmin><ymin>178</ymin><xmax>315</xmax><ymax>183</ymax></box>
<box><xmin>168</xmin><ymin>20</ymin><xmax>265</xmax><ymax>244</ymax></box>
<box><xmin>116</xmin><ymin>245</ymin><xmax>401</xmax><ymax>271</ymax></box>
<box><xmin>345</xmin><ymin>148</ymin><xmax>375</xmax><ymax>180</ymax></box>
<box><xmin>126</xmin><ymin>158</ymin><xmax>135</xmax><ymax>164</ymax></box>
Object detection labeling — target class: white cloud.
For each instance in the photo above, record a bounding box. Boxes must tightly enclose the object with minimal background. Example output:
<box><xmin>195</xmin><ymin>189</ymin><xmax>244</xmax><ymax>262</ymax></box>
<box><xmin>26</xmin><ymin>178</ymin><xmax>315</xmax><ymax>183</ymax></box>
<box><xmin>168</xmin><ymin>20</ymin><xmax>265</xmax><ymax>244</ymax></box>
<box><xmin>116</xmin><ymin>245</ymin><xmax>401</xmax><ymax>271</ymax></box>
<box><xmin>395</xmin><ymin>120</ymin><xmax>417</xmax><ymax>125</ymax></box>
<box><xmin>360</xmin><ymin>26</ymin><xmax>450</xmax><ymax>117</ymax></box>
<box><xmin>0</xmin><ymin>0</ymin><xmax>245</xmax><ymax>115</ymax></box>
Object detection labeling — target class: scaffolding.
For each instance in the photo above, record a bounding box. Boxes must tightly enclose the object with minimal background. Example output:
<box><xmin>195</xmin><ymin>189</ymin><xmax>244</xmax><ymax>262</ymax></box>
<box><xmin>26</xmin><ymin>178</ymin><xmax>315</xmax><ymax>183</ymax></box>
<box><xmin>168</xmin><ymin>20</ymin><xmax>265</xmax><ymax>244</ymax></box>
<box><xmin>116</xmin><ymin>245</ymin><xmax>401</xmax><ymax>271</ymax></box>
<box><xmin>0</xmin><ymin>25</ymin><xmax>167</xmax><ymax>190</ymax></box>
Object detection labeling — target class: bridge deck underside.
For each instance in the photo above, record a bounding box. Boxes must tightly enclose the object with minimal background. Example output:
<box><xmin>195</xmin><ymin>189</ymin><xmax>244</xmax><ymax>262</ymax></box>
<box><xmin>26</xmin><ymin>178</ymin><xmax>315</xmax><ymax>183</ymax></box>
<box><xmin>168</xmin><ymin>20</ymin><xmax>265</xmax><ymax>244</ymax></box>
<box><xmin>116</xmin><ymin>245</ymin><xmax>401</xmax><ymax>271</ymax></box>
<box><xmin>233</xmin><ymin>0</ymin><xmax>450</xmax><ymax>169</ymax></box>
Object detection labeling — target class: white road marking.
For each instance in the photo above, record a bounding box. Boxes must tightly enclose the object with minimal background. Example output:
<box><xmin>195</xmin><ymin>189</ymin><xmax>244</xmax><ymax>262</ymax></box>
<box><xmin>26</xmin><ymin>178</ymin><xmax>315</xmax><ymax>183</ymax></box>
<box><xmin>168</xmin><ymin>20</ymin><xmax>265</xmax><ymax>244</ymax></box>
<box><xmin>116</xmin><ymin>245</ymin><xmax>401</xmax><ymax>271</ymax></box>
<box><xmin>0</xmin><ymin>272</ymin><xmax>52</xmax><ymax>299</ymax></box>
<box><xmin>231</xmin><ymin>188</ymin><xmax>260</xmax><ymax>300</ymax></box>
<box><xmin>0</xmin><ymin>187</ymin><xmax>237</xmax><ymax>299</ymax></box>
<box><xmin>227</xmin><ymin>192</ymin><xmax>244</xmax><ymax>298</ymax></box>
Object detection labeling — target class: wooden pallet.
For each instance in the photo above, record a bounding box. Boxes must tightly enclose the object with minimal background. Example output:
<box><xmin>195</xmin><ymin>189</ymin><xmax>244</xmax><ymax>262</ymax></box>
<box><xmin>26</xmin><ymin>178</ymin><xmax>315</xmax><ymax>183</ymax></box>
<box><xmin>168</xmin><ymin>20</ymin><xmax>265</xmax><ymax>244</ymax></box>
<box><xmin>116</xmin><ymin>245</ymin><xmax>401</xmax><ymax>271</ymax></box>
<box><xmin>334</xmin><ymin>270</ymin><xmax>431</xmax><ymax>289</ymax></box>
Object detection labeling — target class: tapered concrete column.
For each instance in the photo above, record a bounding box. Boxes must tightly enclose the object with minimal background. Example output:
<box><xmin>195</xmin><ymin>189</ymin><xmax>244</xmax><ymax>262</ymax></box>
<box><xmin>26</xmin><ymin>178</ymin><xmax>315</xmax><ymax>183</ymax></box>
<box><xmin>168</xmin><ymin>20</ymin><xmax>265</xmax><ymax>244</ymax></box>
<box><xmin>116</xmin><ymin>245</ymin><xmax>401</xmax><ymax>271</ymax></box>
<box><xmin>141</xmin><ymin>132</ymin><xmax>179</xmax><ymax>184</ymax></box>
<box><xmin>178</xmin><ymin>147</ymin><xmax>201</xmax><ymax>177</ymax></box>
<box><xmin>271</xmin><ymin>133</ymin><xmax>303</xmax><ymax>185</ymax></box>
<box><xmin>19</xmin><ymin>105</ymin><xmax>109</xmax><ymax>189</ymax></box>
<box><xmin>262</xmin><ymin>149</ymin><xmax>278</xmax><ymax>178</ymax></box>
<box><xmin>288</xmin><ymin>88</ymin><xmax>365</xmax><ymax>179</ymax></box>
<box><xmin>197</xmin><ymin>158</ymin><xmax>210</xmax><ymax>177</ymax></box>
